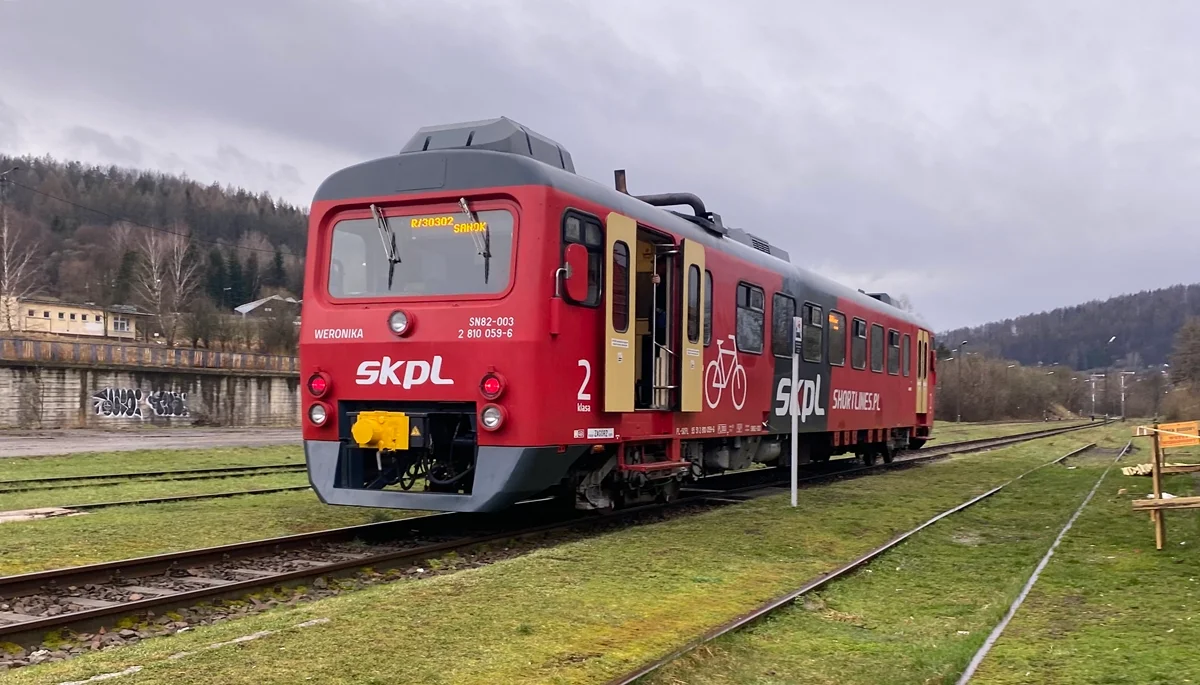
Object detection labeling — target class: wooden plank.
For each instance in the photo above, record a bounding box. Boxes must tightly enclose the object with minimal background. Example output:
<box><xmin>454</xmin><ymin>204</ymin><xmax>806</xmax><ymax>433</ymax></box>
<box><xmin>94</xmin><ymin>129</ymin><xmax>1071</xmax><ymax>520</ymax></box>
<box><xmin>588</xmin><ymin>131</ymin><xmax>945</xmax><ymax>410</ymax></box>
<box><xmin>1161</xmin><ymin>464</ymin><xmax>1200</xmax><ymax>474</ymax></box>
<box><xmin>1132</xmin><ymin>496</ymin><xmax>1200</xmax><ymax>511</ymax></box>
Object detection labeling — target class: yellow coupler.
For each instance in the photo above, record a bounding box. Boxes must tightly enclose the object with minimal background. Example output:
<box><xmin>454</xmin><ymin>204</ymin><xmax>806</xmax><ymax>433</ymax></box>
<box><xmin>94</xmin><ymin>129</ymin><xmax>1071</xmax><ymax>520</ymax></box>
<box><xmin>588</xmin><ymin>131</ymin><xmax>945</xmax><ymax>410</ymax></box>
<box><xmin>350</xmin><ymin>411</ymin><xmax>412</xmax><ymax>451</ymax></box>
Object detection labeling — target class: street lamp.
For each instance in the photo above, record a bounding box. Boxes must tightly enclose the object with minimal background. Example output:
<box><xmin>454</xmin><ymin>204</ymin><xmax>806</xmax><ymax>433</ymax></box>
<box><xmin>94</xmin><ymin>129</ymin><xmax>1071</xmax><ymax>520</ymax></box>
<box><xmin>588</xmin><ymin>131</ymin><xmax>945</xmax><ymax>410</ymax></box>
<box><xmin>1118</xmin><ymin>370</ymin><xmax>1136</xmax><ymax>419</ymax></box>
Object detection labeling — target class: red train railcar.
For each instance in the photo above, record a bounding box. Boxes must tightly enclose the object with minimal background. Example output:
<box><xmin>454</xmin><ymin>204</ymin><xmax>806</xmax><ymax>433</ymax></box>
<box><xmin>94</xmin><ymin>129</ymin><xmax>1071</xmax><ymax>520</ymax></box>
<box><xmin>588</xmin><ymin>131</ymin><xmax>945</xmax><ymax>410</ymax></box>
<box><xmin>300</xmin><ymin>118</ymin><xmax>936</xmax><ymax>512</ymax></box>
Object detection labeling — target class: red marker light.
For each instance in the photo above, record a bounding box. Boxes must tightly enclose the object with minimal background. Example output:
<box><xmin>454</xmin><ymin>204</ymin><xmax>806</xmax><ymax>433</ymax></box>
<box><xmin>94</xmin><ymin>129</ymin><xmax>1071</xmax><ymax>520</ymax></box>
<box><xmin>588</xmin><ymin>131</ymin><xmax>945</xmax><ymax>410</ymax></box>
<box><xmin>482</xmin><ymin>376</ymin><xmax>501</xmax><ymax>396</ymax></box>
<box><xmin>308</xmin><ymin>373</ymin><xmax>328</xmax><ymax>397</ymax></box>
<box><xmin>480</xmin><ymin>372</ymin><xmax>505</xmax><ymax>400</ymax></box>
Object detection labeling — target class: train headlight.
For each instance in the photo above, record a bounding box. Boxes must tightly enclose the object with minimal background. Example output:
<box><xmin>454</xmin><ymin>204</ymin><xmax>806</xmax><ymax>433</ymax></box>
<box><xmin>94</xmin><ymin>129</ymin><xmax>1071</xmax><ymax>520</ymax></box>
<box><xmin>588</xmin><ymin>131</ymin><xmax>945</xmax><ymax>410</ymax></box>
<box><xmin>480</xmin><ymin>404</ymin><xmax>505</xmax><ymax>431</ymax></box>
<box><xmin>388</xmin><ymin>310</ymin><xmax>411</xmax><ymax>336</ymax></box>
<box><xmin>308</xmin><ymin>403</ymin><xmax>329</xmax><ymax>426</ymax></box>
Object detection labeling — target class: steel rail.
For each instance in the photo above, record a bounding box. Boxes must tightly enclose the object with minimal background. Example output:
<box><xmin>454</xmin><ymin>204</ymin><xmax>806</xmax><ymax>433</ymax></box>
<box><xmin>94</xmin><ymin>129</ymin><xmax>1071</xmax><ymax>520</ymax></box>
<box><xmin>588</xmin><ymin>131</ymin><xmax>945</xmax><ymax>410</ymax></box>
<box><xmin>0</xmin><ymin>420</ymin><xmax>1108</xmax><ymax>650</ymax></box>
<box><xmin>603</xmin><ymin>439</ymin><xmax>1110</xmax><ymax>685</ymax></box>
<box><xmin>0</xmin><ymin>463</ymin><xmax>306</xmax><ymax>492</ymax></box>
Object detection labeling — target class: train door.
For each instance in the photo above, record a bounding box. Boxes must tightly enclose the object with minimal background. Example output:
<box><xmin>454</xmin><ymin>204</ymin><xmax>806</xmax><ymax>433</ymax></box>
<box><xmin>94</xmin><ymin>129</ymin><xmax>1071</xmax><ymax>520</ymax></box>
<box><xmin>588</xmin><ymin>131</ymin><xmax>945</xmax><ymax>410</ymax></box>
<box><xmin>604</xmin><ymin>213</ymin><xmax>637</xmax><ymax>412</ymax></box>
<box><xmin>679</xmin><ymin>239</ymin><xmax>705</xmax><ymax>412</ymax></box>
<box><xmin>915</xmin><ymin>329</ymin><xmax>930</xmax><ymax>414</ymax></box>
<box><xmin>634</xmin><ymin>229</ymin><xmax>680</xmax><ymax>410</ymax></box>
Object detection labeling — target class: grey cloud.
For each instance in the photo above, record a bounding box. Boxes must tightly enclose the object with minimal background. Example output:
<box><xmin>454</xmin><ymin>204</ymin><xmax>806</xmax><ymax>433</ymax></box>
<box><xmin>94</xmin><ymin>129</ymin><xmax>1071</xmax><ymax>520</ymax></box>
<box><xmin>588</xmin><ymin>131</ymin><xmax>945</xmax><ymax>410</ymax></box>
<box><xmin>64</xmin><ymin>126</ymin><xmax>143</xmax><ymax>164</ymax></box>
<box><xmin>1</xmin><ymin>0</ymin><xmax>1198</xmax><ymax>330</ymax></box>
<box><xmin>0</xmin><ymin>98</ymin><xmax>19</xmax><ymax>149</ymax></box>
<box><xmin>202</xmin><ymin>144</ymin><xmax>304</xmax><ymax>193</ymax></box>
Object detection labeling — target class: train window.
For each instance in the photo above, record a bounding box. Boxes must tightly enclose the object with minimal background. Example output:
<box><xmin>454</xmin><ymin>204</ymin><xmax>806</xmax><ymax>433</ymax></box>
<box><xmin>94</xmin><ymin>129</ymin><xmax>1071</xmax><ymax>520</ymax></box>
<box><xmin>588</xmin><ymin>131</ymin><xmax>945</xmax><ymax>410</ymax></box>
<box><xmin>612</xmin><ymin>241</ymin><xmax>630</xmax><ymax>333</ymax></box>
<box><xmin>736</xmin><ymin>282</ymin><xmax>765</xmax><ymax>354</ymax></box>
<box><xmin>328</xmin><ymin>208</ymin><xmax>514</xmax><ymax>298</ymax></box>
<box><xmin>828</xmin><ymin>311</ymin><xmax>846</xmax><ymax>366</ymax></box>
<box><xmin>902</xmin><ymin>334</ymin><xmax>912</xmax><ymax>377</ymax></box>
<box><xmin>802</xmin><ymin>303</ymin><xmax>823</xmax><ymax>363</ymax></box>
<box><xmin>703</xmin><ymin>270</ymin><xmax>713</xmax><ymax>346</ymax></box>
<box><xmin>561</xmin><ymin>212</ymin><xmax>603</xmax><ymax>306</ymax></box>
<box><xmin>771</xmin><ymin>293</ymin><xmax>795</xmax><ymax>357</ymax></box>
<box><xmin>870</xmin><ymin>323</ymin><xmax>884</xmax><ymax>372</ymax></box>
<box><xmin>687</xmin><ymin>265</ymin><xmax>701</xmax><ymax>344</ymax></box>
<box><xmin>918</xmin><ymin>338</ymin><xmax>927</xmax><ymax>378</ymax></box>
<box><xmin>887</xmin><ymin>329</ymin><xmax>901</xmax><ymax>375</ymax></box>
<box><xmin>851</xmin><ymin>318</ymin><xmax>867</xmax><ymax>369</ymax></box>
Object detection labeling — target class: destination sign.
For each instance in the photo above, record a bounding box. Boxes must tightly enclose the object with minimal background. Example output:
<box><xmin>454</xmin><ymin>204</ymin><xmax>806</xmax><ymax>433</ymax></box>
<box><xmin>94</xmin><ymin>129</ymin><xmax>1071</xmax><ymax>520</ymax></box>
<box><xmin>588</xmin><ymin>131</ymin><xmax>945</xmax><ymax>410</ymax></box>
<box><xmin>409</xmin><ymin>215</ymin><xmax>489</xmax><ymax>234</ymax></box>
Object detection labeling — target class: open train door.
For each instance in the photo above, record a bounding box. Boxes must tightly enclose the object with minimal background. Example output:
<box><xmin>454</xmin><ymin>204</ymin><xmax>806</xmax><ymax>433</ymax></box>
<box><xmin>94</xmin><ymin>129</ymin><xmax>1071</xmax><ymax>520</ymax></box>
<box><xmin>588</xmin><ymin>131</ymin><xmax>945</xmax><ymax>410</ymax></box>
<box><xmin>604</xmin><ymin>212</ymin><xmax>637</xmax><ymax>412</ymax></box>
<box><xmin>915</xmin><ymin>329</ymin><xmax>930</xmax><ymax>413</ymax></box>
<box><xmin>679</xmin><ymin>239</ymin><xmax>705</xmax><ymax>412</ymax></box>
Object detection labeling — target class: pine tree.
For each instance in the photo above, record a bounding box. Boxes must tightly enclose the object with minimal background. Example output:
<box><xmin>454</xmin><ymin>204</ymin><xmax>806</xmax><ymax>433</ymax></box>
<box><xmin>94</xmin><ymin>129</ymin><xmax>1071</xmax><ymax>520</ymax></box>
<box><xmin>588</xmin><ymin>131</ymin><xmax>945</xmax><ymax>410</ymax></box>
<box><xmin>205</xmin><ymin>248</ymin><xmax>227</xmax><ymax>304</ymax></box>
<box><xmin>270</xmin><ymin>247</ymin><xmax>285</xmax><ymax>287</ymax></box>
<box><xmin>1170</xmin><ymin>316</ymin><xmax>1200</xmax><ymax>385</ymax></box>
<box><xmin>112</xmin><ymin>250</ymin><xmax>136</xmax><ymax>305</ymax></box>
<box><xmin>227</xmin><ymin>255</ymin><xmax>246</xmax><ymax>305</ymax></box>
<box><xmin>245</xmin><ymin>252</ymin><xmax>260</xmax><ymax>301</ymax></box>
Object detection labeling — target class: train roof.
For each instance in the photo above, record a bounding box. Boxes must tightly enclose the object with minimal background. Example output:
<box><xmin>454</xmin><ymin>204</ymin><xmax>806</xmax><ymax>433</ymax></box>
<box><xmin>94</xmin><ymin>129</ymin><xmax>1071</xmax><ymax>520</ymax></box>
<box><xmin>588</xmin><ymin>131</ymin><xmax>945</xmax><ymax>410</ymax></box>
<box><xmin>313</xmin><ymin>117</ymin><xmax>929</xmax><ymax>330</ymax></box>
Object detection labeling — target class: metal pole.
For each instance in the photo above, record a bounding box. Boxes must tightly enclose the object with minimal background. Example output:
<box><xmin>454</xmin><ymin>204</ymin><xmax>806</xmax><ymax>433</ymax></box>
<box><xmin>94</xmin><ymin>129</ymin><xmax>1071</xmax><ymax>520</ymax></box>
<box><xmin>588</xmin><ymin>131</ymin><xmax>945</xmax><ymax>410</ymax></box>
<box><xmin>791</xmin><ymin>316</ymin><xmax>801</xmax><ymax>507</ymax></box>
<box><xmin>956</xmin><ymin>341</ymin><xmax>967</xmax><ymax>422</ymax></box>
<box><xmin>1120</xmin><ymin>374</ymin><xmax>1126</xmax><ymax>419</ymax></box>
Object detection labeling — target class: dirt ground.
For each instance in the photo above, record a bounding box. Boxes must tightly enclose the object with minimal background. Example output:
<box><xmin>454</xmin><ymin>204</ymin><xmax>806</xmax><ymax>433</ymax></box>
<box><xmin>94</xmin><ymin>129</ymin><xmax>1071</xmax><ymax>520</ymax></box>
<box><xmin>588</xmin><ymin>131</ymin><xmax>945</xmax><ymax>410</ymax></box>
<box><xmin>0</xmin><ymin>427</ymin><xmax>300</xmax><ymax>458</ymax></box>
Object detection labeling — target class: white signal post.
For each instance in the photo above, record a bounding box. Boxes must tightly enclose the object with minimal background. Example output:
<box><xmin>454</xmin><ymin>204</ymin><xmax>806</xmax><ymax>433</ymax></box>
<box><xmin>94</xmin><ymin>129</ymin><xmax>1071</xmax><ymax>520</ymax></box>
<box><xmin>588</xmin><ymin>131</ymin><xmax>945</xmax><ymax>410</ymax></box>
<box><xmin>791</xmin><ymin>316</ymin><xmax>802</xmax><ymax>507</ymax></box>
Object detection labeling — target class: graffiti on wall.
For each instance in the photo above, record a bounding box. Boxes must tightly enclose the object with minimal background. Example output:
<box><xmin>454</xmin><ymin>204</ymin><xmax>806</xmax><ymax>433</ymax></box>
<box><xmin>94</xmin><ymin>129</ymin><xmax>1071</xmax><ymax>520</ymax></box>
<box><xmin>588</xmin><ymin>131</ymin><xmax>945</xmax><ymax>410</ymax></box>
<box><xmin>92</xmin><ymin>388</ymin><xmax>189</xmax><ymax>419</ymax></box>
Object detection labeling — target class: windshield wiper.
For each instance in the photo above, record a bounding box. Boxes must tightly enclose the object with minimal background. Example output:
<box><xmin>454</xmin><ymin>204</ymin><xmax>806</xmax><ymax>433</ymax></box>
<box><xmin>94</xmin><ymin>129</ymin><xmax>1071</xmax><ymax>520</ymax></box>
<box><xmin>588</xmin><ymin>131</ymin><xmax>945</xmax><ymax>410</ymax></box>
<box><xmin>370</xmin><ymin>204</ymin><xmax>402</xmax><ymax>289</ymax></box>
<box><xmin>459</xmin><ymin>197</ymin><xmax>490</xmax><ymax>284</ymax></box>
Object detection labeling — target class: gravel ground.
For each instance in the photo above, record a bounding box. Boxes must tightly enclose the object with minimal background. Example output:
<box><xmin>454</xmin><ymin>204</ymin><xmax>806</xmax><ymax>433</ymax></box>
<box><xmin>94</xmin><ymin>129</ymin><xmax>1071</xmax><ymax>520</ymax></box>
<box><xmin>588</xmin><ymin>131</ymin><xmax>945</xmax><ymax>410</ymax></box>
<box><xmin>0</xmin><ymin>428</ymin><xmax>300</xmax><ymax>458</ymax></box>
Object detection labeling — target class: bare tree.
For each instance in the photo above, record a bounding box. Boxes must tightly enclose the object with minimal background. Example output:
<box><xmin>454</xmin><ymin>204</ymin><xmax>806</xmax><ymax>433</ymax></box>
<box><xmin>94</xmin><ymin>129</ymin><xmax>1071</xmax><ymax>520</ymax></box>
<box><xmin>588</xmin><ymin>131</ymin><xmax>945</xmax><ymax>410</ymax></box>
<box><xmin>133</xmin><ymin>225</ymin><xmax>200</xmax><ymax>346</ymax></box>
<box><xmin>0</xmin><ymin>178</ymin><xmax>42</xmax><ymax>332</ymax></box>
<box><xmin>133</xmin><ymin>230</ymin><xmax>170</xmax><ymax>340</ymax></box>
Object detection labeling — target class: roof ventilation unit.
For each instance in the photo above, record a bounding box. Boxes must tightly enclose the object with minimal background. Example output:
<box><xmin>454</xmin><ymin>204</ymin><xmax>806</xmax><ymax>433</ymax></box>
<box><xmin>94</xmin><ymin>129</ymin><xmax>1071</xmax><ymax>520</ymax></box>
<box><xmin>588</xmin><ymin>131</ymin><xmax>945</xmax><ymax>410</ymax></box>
<box><xmin>400</xmin><ymin>116</ymin><xmax>575</xmax><ymax>172</ymax></box>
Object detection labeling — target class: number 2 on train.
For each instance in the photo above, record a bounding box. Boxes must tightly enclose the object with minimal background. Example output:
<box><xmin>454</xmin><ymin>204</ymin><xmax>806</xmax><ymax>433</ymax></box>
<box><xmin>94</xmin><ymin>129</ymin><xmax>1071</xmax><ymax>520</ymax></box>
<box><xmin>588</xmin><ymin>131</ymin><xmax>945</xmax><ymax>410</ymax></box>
<box><xmin>577</xmin><ymin>359</ymin><xmax>592</xmax><ymax>400</ymax></box>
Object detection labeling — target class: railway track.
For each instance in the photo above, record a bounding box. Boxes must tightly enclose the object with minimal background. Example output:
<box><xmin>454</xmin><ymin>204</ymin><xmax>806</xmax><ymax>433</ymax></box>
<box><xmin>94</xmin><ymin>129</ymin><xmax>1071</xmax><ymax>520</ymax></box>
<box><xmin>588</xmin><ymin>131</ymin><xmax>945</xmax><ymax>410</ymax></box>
<box><xmin>605</xmin><ymin>436</ymin><xmax>1132</xmax><ymax>685</ymax></box>
<box><xmin>0</xmin><ymin>463</ymin><xmax>307</xmax><ymax>494</ymax></box>
<box><xmin>0</xmin><ymin>419</ymin><xmax>1109</xmax><ymax>661</ymax></box>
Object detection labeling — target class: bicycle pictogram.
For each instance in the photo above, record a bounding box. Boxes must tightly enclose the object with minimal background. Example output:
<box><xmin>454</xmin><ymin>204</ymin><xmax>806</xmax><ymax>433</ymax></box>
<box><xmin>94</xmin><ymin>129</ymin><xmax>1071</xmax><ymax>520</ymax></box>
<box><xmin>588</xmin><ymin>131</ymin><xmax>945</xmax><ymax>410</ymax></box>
<box><xmin>705</xmin><ymin>335</ymin><xmax>747</xmax><ymax>409</ymax></box>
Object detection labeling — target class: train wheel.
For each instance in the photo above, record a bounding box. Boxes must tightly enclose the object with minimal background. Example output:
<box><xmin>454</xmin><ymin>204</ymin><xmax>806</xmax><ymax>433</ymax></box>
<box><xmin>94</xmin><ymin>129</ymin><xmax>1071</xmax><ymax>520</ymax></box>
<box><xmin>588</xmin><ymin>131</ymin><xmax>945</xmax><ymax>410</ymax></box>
<box><xmin>861</xmin><ymin>449</ymin><xmax>877</xmax><ymax>467</ymax></box>
<box><xmin>881</xmin><ymin>445</ymin><xmax>895</xmax><ymax>464</ymax></box>
<box><xmin>908</xmin><ymin>438</ymin><xmax>927</xmax><ymax>450</ymax></box>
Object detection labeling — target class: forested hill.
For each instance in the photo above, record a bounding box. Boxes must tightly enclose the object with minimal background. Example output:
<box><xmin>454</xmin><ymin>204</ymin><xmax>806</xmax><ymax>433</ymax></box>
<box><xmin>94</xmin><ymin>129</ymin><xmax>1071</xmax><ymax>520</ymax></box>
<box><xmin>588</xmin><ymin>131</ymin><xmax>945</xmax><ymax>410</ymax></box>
<box><xmin>940</xmin><ymin>283</ymin><xmax>1200</xmax><ymax>369</ymax></box>
<box><xmin>0</xmin><ymin>153</ymin><xmax>308</xmax><ymax>305</ymax></box>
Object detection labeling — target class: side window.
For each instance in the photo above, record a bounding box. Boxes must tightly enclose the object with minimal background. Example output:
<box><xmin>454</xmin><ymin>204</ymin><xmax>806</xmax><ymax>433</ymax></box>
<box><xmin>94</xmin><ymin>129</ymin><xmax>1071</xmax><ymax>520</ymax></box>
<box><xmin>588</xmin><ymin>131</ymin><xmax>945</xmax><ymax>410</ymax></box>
<box><xmin>562</xmin><ymin>212</ymin><xmax>603</xmax><ymax>306</ymax></box>
<box><xmin>687</xmin><ymin>265</ymin><xmax>701</xmax><ymax>344</ymax></box>
<box><xmin>771</xmin><ymin>293</ymin><xmax>795</xmax><ymax>357</ymax></box>
<box><xmin>828</xmin><ymin>311</ymin><xmax>846</xmax><ymax>366</ymax></box>
<box><xmin>802</xmin><ymin>302</ymin><xmax>823</xmax><ymax>363</ymax></box>
<box><xmin>887</xmin><ymin>329</ymin><xmax>901</xmax><ymax>375</ymax></box>
<box><xmin>703</xmin><ymin>270</ymin><xmax>713</xmax><ymax>346</ymax></box>
<box><xmin>612</xmin><ymin>241</ymin><xmax>630</xmax><ymax>332</ymax></box>
<box><xmin>735</xmin><ymin>282</ymin><xmax>765</xmax><ymax>354</ymax></box>
<box><xmin>870</xmin><ymin>323</ymin><xmax>884</xmax><ymax>372</ymax></box>
<box><xmin>902</xmin><ymin>334</ymin><xmax>911</xmax><ymax>377</ymax></box>
<box><xmin>851</xmin><ymin>318</ymin><xmax>867</xmax><ymax>369</ymax></box>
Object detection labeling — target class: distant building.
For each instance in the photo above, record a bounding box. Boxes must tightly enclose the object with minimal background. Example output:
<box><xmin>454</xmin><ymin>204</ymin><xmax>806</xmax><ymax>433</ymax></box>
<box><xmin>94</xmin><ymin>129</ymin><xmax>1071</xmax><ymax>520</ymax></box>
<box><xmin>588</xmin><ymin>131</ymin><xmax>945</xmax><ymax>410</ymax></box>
<box><xmin>234</xmin><ymin>294</ymin><xmax>302</xmax><ymax>321</ymax></box>
<box><xmin>1</xmin><ymin>296</ymin><xmax>149</xmax><ymax>340</ymax></box>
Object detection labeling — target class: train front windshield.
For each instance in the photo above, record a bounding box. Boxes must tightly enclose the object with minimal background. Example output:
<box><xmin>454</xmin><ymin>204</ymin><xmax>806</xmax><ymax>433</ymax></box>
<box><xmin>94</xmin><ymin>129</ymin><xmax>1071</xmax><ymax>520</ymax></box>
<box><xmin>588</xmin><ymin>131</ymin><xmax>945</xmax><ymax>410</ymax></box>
<box><xmin>327</xmin><ymin>208</ymin><xmax>514</xmax><ymax>298</ymax></box>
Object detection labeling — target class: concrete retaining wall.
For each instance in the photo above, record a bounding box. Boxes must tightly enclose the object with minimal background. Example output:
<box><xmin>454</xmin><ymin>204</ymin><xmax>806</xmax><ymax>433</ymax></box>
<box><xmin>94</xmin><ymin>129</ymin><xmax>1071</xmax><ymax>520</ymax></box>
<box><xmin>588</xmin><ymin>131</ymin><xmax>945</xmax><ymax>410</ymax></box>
<box><xmin>0</xmin><ymin>338</ymin><xmax>300</xmax><ymax>429</ymax></box>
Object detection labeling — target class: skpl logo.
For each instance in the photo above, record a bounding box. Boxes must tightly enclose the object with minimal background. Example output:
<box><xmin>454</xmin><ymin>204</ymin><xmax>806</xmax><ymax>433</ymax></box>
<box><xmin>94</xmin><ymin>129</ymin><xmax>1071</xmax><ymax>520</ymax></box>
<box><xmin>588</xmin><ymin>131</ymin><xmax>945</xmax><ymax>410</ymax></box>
<box><xmin>774</xmin><ymin>376</ymin><xmax>826</xmax><ymax>422</ymax></box>
<box><xmin>355</xmin><ymin>356</ymin><xmax>454</xmax><ymax>388</ymax></box>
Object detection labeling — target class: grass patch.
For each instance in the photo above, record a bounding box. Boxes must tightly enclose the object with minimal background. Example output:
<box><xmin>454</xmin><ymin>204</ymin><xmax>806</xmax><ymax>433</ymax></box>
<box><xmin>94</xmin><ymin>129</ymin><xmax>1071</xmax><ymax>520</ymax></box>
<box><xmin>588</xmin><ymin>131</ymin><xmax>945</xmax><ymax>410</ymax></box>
<box><xmin>0</xmin><ymin>491</ymin><xmax>422</xmax><ymax>576</ymax></box>
<box><xmin>932</xmin><ymin>419</ymin><xmax>1089</xmax><ymax>444</ymax></box>
<box><xmin>0</xmin><ymin>445</ymin><xmax>304</xmax><ymax>481</ymax></box>
<box><xmin>0</xmin><ymin>471</ymin><xmax>311</xmax><ymax>512</ymax></box>
<box><xmin>644</xmin><ymin>428</ymin><xmax>1133</xmax><ymax>684</ymax></box>
<box><xmin>968</xmin><ymin>442</ymin><xmax>1200</xmax><ymax>684</ymax></box>
<box><xmin>1</xmin><ymin>426</ymin><xmax>1121</xmax><ymax>685</ymax></box>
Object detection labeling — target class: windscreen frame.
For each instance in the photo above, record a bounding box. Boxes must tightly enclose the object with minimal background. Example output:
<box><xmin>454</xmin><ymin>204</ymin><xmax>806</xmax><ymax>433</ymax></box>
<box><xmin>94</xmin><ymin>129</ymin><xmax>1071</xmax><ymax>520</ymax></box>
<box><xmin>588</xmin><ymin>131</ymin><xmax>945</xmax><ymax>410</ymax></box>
<box><xmin>318</xmin><ymin>196</ymin><xmax>522</xmax><ymax>304</ymax></box>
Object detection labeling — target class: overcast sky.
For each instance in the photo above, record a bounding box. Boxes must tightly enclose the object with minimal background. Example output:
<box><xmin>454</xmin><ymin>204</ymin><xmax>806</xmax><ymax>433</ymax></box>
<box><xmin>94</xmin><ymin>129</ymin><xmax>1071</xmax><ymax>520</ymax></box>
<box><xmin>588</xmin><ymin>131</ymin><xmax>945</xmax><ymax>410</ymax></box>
<box><xmin>1</xmin><ymin>0</ymin><xmax>1197</xmax><ymax>330</ymax></box>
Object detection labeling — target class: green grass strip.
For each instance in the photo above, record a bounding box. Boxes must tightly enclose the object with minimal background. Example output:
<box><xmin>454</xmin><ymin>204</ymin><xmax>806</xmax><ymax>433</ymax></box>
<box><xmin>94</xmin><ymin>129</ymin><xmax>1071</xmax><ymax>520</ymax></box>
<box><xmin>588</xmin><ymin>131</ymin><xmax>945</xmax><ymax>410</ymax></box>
<box><xmin>0</xmin><ymin>427</ymin><xmax>1122</xmax><ymax>685</ymax></box>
